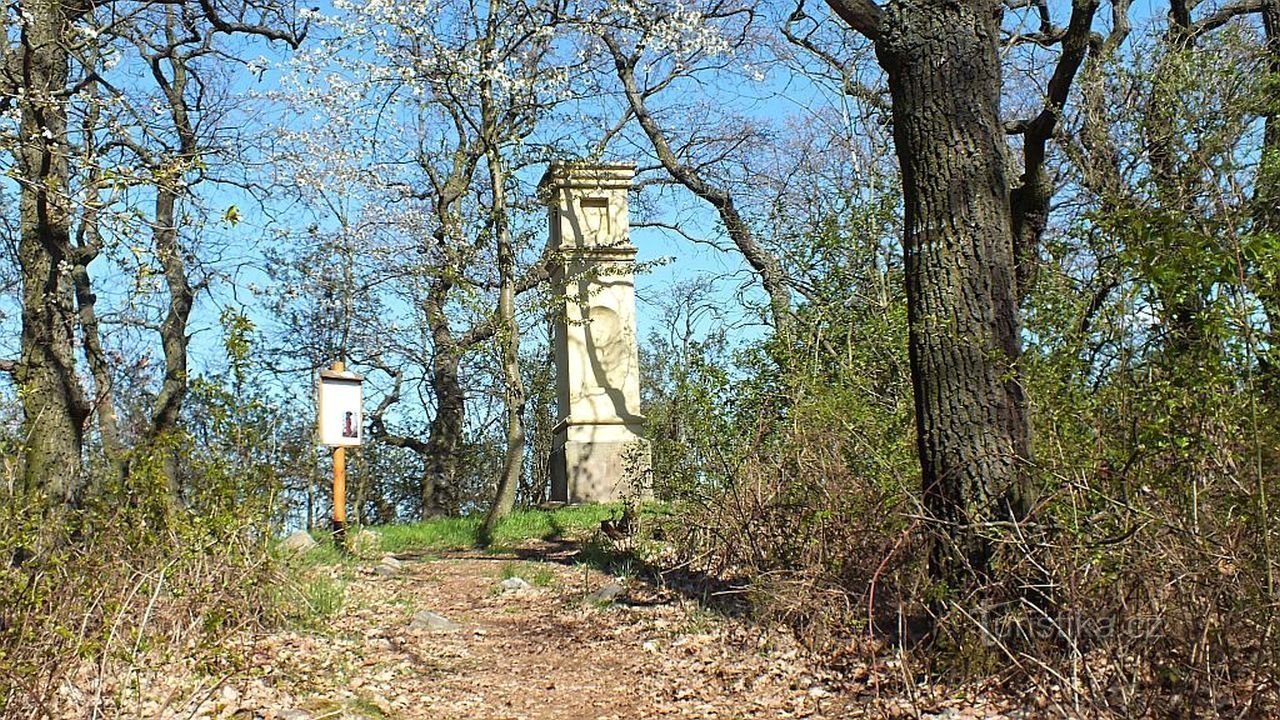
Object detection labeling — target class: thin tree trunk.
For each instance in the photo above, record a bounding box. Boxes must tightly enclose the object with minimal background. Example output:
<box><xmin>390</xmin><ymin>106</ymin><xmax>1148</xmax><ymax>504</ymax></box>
<box><xmin>875</xmin><ymin>0</ymin><xmax>1030</xmax><ymax>587</ymax></box>
<box><xmin>480</xmin><ymin>72</ymin><xmax>525</xmax><ymax>540</ymax></box>
<box><xmin>481</xmin><ymin>185</ymin><xmax>525</xmax><ymax>538</ymax></box>
<box><xmin>15</xmin><ymin>0</ymin><xmax>90</xmax><ymax>504</ymax></box>
<box><xmin>72</xmin><ymin>237</ymin><xmax>125</xmax><ymax>483</ymax></box>
<box><xmin>147</xmin><ymin>187</ymin><xmax>194</xmax><ymax>495</ymax></box>
<box><xmin>71</xmin><ymin>113</ymin><xmax>127</xmax><ymax>484</ymax></box>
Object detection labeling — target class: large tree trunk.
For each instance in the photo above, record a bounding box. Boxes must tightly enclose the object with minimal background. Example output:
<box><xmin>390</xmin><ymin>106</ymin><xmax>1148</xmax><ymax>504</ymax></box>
<box><xmin>15</xmin><ymin>0</ymin><xmax>90</xmax><ymax>503</ymax></box>
<box><xmin>875</xmin><ymin>0</ymin><xmax>1031</xmax><ymax>587</ymax></box>
<box><xmin>423</xmin><ymin>351</ymin><xmax>465</xmax><ymax>515</ymax></box>
<box><xmin>422</xmin><ymin>293</ymin><xmax>466</xmax><ymax>517</ymax></box>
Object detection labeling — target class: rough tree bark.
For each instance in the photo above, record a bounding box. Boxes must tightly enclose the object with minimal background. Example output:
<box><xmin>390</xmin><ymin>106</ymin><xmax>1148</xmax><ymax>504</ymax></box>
<box><xmin>15</xmin><ymin>0</ymin><xmax>91</xmax><ymax>503</ymax></box>
<box><xmin>422</xmin><ymin>337</ymin><xmax>466</xmax><ymax>515</ymax></box>
<box><xmin>877</xmin><ymin>0</ymin><xmax>1029</xmax><ymax>585</ymax></box>
<box><xmin>823</xmin><ymin>0</ymin><xmax>1097</xmax><ymax>590</ymax></box>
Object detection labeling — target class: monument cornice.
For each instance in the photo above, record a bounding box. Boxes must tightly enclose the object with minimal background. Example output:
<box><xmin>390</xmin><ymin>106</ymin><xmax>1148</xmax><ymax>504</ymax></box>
<box><xmin>539</xmin><ymin>162</ymin><xmax>637</xmax><ymax>192</ymax></box>
<box><xmin>551</xmin><ymin>246</ymin><xmax>638</xmax><ymax>260</ymax></box>
<box><xmin>551</xmin><ymin>416</ymin><xmax>648</xmax><ymax>433</ymax></box>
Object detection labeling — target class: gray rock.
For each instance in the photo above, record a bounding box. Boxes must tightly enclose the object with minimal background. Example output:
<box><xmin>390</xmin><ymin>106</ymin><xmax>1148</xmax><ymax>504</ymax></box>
<box><xmin>374</xmin><ymin>555</ymin><xmax>402</xmax><ymax>576</ymax></box>
<box><xmin>410</xmin><ymin>610</ymin><xmax>461</xmax><ymax>631</ymax></box>
<box><xmin>499</xmin><ymin>576</ymin><xmax>532</xmax><ymax>592</ymax></box>
<box><xmin>280</xmin><ymin>530</ymin><xmax>317</xmax><ymax>554</ymax></box>
<box><xmin>587</xmin><ymin>581</ymin><xmax>626</xmax><ymax>604</ymax></box>
<box><xmin>278</xmin><ymin>710</ymin><xmax>312</xmax><ymax>720</ymax></box>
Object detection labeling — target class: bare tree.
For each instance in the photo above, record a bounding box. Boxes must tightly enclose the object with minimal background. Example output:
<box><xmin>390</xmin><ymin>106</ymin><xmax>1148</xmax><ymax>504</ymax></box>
<box><xmin>0</xmin><ymin>0</ymin><xmax>303</xmax><ymax>509</ymax></box>
<box><xmin>587</xmin><ymin>0</ymin><xmax>795</xmax><ymax>339</ymax></box>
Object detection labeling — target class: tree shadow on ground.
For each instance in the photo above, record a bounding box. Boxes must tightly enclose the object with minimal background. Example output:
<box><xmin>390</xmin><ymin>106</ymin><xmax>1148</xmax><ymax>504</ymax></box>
<box><xmin>508</xmin><ymin>537</ymin><xmax>752</xmax><ymax>619</ymax></box>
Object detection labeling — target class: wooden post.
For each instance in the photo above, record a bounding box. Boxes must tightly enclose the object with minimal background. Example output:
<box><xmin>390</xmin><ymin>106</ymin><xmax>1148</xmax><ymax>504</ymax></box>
<box><xmin>331</xmin><ymin>360</ymin><xmax>348</xmax><ymax>547</ymax></box>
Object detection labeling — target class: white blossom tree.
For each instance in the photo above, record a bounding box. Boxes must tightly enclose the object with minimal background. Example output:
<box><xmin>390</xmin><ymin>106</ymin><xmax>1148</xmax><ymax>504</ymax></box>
<box><xmin>269</xmin><ymin>0</ymin><xmax>587</xmax><ymax>520</ymax></box>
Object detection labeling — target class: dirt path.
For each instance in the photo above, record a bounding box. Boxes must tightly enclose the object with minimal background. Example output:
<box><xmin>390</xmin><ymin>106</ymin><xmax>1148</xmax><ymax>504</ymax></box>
<box><xmin>99</xmin><ymin>541</ymin><xmax>1029</xmax><ymax>719</ymax></box>
<box><xmin>233</xmin><ymin>542</ymin><xmax>866</xmax><ymax>720</ymax></box>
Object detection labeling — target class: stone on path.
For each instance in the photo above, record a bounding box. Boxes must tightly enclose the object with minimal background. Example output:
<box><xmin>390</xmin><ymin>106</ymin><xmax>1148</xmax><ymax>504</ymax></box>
<box><xmin>281</xmin><ymin>530</ymin><xmax>317</xmax><ymax>554</ymax></box>
<box><xmin>374</xmin><ymin>555</ymin><xmax>403</xmax><ymax>577</ymax></box>
<box><xmin>587</xmin><ymin>581</ymin><xmax>626</xmax><ymax>604</ymax></box>
<box><xmin>410</xmin><ymin>610</ymin><xmax>461</xmax><ymax>632</ymax></box>
<box><xmin>499</xmin><ymin>576</ymin><xmax>532</xmax><ymax>592</ymax></box>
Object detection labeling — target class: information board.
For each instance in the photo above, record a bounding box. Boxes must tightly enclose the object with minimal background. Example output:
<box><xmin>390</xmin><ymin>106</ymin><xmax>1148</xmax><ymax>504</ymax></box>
<box><xmin>317</xmin><ymin>370</ymin><xmax>363</xmax><ymax>447</ymax></box>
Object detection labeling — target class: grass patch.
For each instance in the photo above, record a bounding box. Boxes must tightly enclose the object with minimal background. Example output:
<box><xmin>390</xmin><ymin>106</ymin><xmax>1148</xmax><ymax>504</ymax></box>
<box><xmin>277</xmin><ymin>572</ymin><xmax>346</xmax><ymax>630</ymax></box>
<box><xmin>499</xmin><ymin>561</ymin><xmax>556</xmax><ymax>587</ymax></box>
<box><xmin>377</xmin><ymin>504</ymin><xmax>621</xmax><ymax>553</ymax></box>
<box><xmin>378</xmin><ymin>516</ymin><xmax>481</xmax><ymax>552</ymax></box>
<box><xmin>272</xmin><ymin>531</ymin><xmax>355</xmax><ymax>569</ymax></box>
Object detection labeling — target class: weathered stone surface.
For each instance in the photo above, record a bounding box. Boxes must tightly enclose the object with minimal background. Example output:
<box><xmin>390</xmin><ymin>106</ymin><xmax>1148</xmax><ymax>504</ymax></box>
<box><xmin>410</xmin><ymin>611</ymin><xmax>461</xmax><ymax>631</ymax></box>
<box><xmin>540</xmin><ymin>163</ymin><xmax>651</xmax><ymax>504</ymax></box>
<box><xmin>587</xmin><ymin>581</ymin><xmax>626</xmax><ymax>604</ymax></box>
<box><xmin>281</xmin><ymin>530</ymin><xmax>317</xmax><ymax>554</ymax></box>
<box><xmin>499</xmin><ymin>577</ymin><xmax>532</xmax><ymax>592</ymax></box>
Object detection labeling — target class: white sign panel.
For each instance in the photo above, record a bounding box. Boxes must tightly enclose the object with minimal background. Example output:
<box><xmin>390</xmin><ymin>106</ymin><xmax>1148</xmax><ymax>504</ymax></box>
<box><xmin>317</xmin><ymin>370</ymin><xmax>363</xmax><ymax>447</ymax></box>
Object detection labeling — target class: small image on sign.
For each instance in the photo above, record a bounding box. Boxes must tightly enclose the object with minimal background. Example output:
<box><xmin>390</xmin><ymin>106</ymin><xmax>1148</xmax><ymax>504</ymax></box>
<box><xmin>317</xmin><ymin>370</ymin><xmax>363</xmax><ymax>447</ymax></box>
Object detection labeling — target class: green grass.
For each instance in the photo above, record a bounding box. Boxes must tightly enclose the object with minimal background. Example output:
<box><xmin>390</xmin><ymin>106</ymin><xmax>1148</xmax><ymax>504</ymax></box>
<box><xmin>273</xmin><ymin>572</ymin><xmax>346</xmax><ymax>630</ymax></box>
<box><xmin>376</xmin><ymin>504</ymin><xmax>620</xmax><ymax>553</ymax></box>
<box><xmin>500</xmin><ymin>561</ymin><xmax>556</xmax><ymax>587</ymax></box>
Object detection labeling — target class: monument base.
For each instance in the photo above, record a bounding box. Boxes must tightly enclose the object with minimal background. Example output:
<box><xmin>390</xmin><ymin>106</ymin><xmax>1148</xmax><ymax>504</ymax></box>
<box><xmin>550</xmin><ymin>421</ymin><xmax>650</xmax><ymax>504</ymax></box>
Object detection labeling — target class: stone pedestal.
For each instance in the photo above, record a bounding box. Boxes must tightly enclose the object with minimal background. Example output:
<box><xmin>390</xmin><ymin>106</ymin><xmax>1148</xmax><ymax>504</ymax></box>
<box><xmin>540</xmin><ymin>163</ymin><xmax>650</xmax><ymax>504</ymax></box>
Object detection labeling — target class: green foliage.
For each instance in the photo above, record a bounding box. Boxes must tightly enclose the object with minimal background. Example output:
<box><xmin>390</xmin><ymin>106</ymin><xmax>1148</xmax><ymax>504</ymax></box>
<box><xmin>499</xmin><ymin>562</ymin><xmax>554</xmax><ymax>587</ymax></box>
<box><xmin>640</xmin><ymin>194</ymin><xmax>919</xmax><ymax>649</ymax></box>
<box><xmin>289</xmin><ymin>574</ymin><xmax>347</xmax><ymax>629</ymax></box>
<box><xmin>0</xmin><ymin>303</ymin><xmax>320</xmax><ymax>716</ymax></box>
<box><xmin>377</xmin><ymin>504</ymin><xmax>618</xmax><ymax>553</ymax></box>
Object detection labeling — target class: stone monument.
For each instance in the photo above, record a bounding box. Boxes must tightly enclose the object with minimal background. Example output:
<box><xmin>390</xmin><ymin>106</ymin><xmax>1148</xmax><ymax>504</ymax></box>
<box><xmin>541</xmin><ymin>162</ymin><xmax>649</xmax><ymax>503</ymax></box>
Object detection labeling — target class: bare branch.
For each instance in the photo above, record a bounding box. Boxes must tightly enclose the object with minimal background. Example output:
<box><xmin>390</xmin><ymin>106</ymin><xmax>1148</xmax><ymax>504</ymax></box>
<box><xmin>823</xmin><ymin>0</ymin><xmax>882</xmax><ymax>39</ymax></box>
<box><xmin>1190</xmin><ymin>0</ymin><xmax>1268</xmax><ymax>36</ymax></box>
